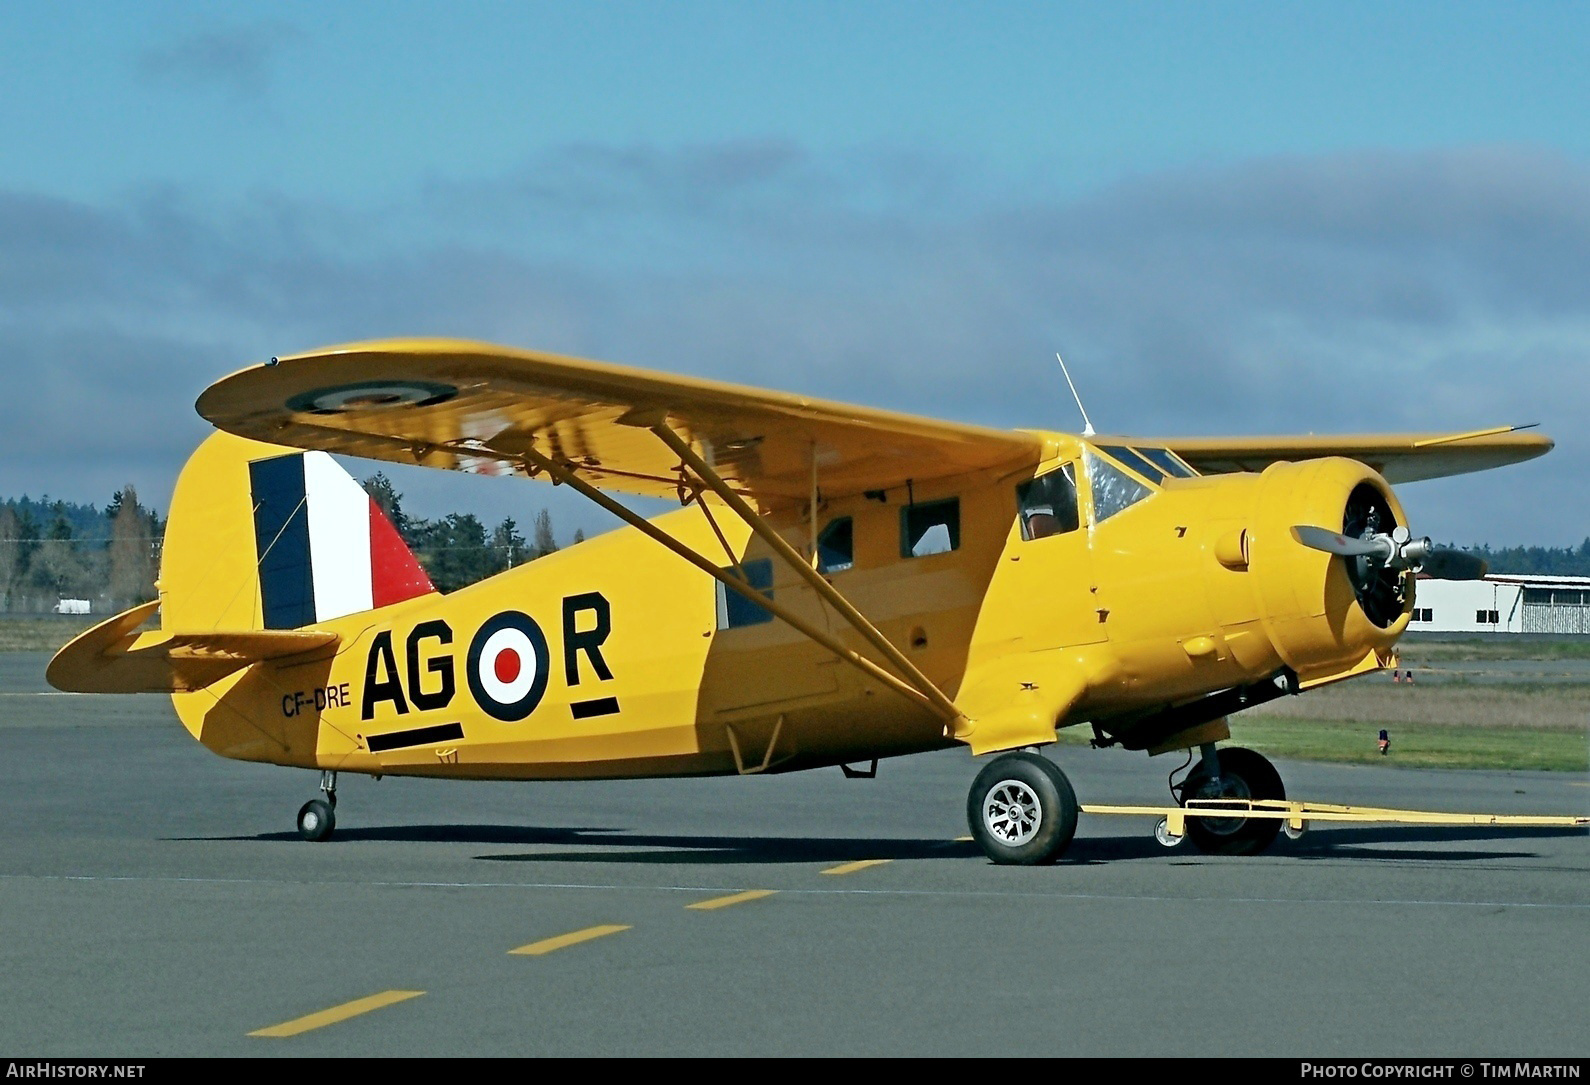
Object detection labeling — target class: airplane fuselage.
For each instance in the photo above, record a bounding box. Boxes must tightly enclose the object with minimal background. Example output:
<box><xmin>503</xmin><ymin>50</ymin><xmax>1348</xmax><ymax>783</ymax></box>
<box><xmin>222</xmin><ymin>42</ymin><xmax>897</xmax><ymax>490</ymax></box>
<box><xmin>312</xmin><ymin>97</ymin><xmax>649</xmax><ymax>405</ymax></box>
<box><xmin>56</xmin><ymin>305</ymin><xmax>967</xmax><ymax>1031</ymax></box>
<box><xmin>171</xmin><ymin>432</ymin><xmax>1409</xmax><ymax>780</ymax></box>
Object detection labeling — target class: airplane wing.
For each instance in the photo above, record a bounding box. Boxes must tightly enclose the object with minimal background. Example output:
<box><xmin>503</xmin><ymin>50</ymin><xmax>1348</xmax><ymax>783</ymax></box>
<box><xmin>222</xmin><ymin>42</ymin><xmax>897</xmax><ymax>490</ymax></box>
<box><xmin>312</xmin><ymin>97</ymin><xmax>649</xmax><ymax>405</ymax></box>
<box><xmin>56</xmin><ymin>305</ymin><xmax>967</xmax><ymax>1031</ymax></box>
<box><xmin>1149</xmin><ymin>429</ymin><xmax>1553</xmax><ymax>484</ymax></box>
<box><xmin>196</xmin><ymin>339</ymin><xmax>1044</xmax><ymax>507</ymax></box>
<box><xmin>48</xmin><ymin>603</ymin><xmax>339</xmax><ymax>694</ymax></box>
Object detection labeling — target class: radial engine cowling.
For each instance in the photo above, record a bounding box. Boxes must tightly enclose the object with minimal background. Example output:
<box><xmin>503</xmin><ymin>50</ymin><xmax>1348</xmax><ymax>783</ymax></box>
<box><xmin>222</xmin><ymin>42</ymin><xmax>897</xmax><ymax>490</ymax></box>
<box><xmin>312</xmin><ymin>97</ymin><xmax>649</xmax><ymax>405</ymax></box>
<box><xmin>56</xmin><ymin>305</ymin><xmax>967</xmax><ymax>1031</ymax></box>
<box><xmin>1247</xmin><ymin>458</ymin><xmax>1411</xmax><ymax>681</ymax></box>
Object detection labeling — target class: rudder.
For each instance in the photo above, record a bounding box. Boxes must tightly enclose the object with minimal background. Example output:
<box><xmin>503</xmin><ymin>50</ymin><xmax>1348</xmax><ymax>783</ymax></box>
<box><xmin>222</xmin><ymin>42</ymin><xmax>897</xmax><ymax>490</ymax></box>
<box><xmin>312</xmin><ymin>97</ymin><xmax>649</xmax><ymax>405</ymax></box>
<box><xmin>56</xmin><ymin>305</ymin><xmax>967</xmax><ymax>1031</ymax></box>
<box><xmin>162</xmin><ymin>432</ymin><xmax>435</xmax><ymax>632</ymax></box>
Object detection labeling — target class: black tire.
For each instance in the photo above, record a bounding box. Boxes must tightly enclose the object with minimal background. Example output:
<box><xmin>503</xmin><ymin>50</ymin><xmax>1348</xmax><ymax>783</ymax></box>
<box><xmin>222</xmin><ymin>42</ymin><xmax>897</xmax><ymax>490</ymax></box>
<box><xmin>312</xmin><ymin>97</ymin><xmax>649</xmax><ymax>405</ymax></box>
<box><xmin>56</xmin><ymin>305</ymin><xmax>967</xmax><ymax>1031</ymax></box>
<box><xmin>297</xmin><ymin>798</ymin><xmax>336</xmax><ymax>842</ymax></box>
<box><xmin>1181</xmin><ymin>746</ymin><xmax>1283</xmax><ymax>856</ymax></box>
<box><xmin>966</xmin><ymin>751</ymin><xmax>1079</xmax><ymax>865</ymax></box>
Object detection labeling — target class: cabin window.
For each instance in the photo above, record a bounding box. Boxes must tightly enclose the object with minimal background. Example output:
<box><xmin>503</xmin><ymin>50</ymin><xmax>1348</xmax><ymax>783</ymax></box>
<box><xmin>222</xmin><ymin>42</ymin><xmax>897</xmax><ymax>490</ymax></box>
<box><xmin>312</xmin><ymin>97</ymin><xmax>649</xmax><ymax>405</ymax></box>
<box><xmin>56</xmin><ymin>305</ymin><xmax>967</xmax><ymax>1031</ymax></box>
<box><xmin>817</xmin><ymin>517</ymin><xmax>854</xmax><ymax>574</ymax></box>
<box><xmin>1084</xmin><ymin>449</ymin><xmax>1152</xmax><ymax>523</ymax></box>
<box><xmin>901</xmin><ymin>499</ymin><xmax>960</xmax><ymax>558</ymax></box>
<box><xmin>1016</xmin><ymin>465</ymin><xmax>1080</xmax><ymax>541</ymax></box>
<box><xmin>715</xmin><ymin>558</ymin><xmax>775</xmax><ymax>629</ymax></box>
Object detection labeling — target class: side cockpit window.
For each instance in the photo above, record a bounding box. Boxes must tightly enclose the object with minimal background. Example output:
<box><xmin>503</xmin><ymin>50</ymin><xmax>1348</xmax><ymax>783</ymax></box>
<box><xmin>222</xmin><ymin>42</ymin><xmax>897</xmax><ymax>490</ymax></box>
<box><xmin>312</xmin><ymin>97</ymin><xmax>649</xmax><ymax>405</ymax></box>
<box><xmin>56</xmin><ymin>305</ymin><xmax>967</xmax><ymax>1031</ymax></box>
<box><xmin>1016</xmin><ymin>465</ymin><xmax>1080</xmax><ymax>541</ymax></box>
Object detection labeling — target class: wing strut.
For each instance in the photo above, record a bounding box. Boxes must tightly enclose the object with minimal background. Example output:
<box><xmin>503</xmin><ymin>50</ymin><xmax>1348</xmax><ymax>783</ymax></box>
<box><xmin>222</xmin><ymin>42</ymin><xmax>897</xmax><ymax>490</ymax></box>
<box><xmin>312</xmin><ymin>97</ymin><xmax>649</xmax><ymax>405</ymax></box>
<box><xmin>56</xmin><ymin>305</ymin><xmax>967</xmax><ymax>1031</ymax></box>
<box><xmin>513</xmin><ymin>444</ymin><xmax>948</xmax><ymax>720</ymax></box>
<box><xmin>647</xmin><ymin>422</ymin><xmax>968</xmax><ymax>731</ymax></box>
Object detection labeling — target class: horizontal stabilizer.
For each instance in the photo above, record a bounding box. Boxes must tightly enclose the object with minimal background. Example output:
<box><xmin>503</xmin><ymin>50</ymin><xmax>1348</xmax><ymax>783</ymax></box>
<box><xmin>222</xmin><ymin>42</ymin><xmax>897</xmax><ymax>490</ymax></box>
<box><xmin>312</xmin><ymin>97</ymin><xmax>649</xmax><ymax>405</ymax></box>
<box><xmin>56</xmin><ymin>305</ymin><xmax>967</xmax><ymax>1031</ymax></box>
<box><xmin>46</xmin><ymin>602</ymin><xmax>340</xmax><ymax>694</ymax></box>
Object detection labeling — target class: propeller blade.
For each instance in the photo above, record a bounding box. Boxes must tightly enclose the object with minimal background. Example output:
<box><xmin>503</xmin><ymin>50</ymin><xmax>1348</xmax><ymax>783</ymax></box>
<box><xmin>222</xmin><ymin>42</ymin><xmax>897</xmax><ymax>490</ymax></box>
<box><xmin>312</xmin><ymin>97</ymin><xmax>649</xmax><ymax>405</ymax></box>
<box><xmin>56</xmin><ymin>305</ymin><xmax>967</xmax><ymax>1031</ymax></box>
<box><xmin>1420</xmin><ymin>549</ymin><xmax>1488</xmax><ymax>580</ymax></box>
<box><xmin>1291</xmin><ymin>525</ymin><xmax>1385</xmax><ymax>558</ymax></box>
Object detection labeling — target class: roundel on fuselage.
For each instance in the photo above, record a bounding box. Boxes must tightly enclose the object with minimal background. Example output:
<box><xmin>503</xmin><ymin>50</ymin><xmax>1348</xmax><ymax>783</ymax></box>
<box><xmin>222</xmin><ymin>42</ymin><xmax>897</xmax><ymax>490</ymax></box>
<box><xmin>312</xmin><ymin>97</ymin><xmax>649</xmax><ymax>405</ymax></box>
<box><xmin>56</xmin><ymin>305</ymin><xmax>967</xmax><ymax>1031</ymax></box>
<box><xmin>466</xmin><ymin>611</ymin><xmax>550</xmax><ymax>721</ymax></box>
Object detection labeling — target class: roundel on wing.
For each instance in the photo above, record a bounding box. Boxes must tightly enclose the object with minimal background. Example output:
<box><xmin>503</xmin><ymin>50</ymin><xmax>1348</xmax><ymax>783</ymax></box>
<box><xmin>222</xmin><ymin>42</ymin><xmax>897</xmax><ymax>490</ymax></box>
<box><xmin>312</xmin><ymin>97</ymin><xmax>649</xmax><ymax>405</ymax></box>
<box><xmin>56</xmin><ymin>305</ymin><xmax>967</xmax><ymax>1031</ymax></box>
<box><xmin>466</xmin><ymin>611</ymin><xmax>550</xmax><ymax>721</ymax></box>
<box><xmin>285</xmin><ymin>379</ymin><xmax>457</xmax><ymax>415</ymax></box>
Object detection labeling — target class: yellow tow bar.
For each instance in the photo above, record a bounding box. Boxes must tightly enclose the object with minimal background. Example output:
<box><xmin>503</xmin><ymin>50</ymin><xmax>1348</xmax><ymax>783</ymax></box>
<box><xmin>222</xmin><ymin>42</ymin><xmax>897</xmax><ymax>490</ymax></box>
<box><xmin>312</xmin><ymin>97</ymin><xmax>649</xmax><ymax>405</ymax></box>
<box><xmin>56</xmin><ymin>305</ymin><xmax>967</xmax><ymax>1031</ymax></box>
<box><xmin>1081</xmin><ymin>799</ymin><xmax>1590</xmax><ymax>846</ymax></box>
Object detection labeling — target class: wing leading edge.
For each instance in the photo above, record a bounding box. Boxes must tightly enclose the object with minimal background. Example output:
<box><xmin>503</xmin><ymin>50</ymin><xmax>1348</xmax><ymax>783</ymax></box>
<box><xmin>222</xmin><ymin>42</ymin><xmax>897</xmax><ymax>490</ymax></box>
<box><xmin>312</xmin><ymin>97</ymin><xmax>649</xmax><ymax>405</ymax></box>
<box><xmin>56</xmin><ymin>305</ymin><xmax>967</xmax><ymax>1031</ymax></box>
<box><xmin>196</xmin><ymin>338</ymin><xmax>1044</xmax><ymax>507</ymax></box>
<box><xmin>1153</xmin><ymin>428</ymin><xmax>1553</xmax><ymax>484</ymax></box>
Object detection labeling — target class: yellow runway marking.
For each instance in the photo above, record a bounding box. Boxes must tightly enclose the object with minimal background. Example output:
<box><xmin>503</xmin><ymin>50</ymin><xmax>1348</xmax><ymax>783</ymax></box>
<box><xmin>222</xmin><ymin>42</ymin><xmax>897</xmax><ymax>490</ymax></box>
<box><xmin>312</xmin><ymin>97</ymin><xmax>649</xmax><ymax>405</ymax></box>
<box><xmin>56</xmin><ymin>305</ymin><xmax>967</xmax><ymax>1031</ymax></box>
<box><xmin>821</xmin><ymin>859</ymin><xmax>893</xmax><ymax>876</ymax></box>
<box><xmin>510</xmin><ymin>924</ymin><xmax>631</xmax><ymax>955</ymax></box>
<box><xmin>250</xmin><ymin>989</ymin><xmax>424</xmax><ymax>1038</ymax></box>
<box><xmin>687</xmin><ymin>889</ymin><xmax>777</xmax><ymax>910</ymax></box>
<box><xmin>954</xmin><ymin>835</ymin><xmax>974</xmax><ymax>842</ymax></box>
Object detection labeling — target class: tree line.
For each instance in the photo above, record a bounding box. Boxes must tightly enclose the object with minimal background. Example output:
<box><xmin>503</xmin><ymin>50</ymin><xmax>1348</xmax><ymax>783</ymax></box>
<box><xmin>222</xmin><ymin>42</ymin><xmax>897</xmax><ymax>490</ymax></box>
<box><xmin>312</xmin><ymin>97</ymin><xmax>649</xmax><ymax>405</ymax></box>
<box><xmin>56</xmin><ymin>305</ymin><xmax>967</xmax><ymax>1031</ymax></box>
<box><xmin>0</xmin><ymin>489</ymin><xmax>163</xmax><ymax>613</ymax></box>
<box><xmin>1448</xmin><ymin>538</ymin><xmax>1590</xmax><ymax>579</ymax></box>
<box><xmin>0</xmin><ymin>475</ymin><xmax>581</xmax><ymax>613</ymax></box>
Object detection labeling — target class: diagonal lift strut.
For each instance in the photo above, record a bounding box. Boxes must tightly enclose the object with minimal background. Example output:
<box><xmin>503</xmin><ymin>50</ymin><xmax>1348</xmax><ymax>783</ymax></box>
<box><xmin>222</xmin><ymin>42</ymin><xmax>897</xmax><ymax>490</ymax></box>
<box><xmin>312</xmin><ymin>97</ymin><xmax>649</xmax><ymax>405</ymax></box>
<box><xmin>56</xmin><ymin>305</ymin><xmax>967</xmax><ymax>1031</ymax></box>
<box><xmin>647</xmin><ymin>422</ymin><xmax>967</xmax><ymax>729</ymax></box>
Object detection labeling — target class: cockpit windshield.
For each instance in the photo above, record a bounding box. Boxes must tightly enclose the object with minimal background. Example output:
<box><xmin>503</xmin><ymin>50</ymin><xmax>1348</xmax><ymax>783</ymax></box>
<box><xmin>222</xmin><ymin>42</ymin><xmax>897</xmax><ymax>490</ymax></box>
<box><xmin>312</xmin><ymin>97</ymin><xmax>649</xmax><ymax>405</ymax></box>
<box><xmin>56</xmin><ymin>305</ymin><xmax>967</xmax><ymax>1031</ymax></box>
<box><xmin>1098</xmin><ymin>444</ymin><xmax>1199</xmax><ymax>482</ymax></box>
<box><xmin>1098</xmin><ymin>445</ymin><xmax>1166</xmax><ymax>485</ymax></box>
<box><xmin>1084</xmin><ymin>448</ymin><xmax>1153</xmax><ymax>523</ymax></box>
<box><xmin>1135</xmin><ymin>446</ymin><xmax>1198</xmax><ymax>478</ymax></box>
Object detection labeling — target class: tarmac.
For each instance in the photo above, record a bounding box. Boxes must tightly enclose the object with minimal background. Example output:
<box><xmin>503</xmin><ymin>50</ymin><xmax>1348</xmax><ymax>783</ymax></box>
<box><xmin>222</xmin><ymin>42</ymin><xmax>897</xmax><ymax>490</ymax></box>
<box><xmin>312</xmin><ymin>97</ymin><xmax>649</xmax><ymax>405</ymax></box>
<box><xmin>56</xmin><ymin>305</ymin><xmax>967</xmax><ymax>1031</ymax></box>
<box><xmin>0</xmin><ymin>652</ymin><xmax>1585</xmax><ymax>1057</ymax></box>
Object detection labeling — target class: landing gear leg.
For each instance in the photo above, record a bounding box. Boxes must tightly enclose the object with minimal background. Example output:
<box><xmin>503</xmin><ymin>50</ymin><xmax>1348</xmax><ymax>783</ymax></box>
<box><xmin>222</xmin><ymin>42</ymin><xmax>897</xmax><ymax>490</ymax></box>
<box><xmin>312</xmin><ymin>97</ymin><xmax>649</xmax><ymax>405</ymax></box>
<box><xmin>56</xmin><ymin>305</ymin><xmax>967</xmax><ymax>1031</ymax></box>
<box><xmin>296</xmin><ymin>771</ymin><xmax>337</xmax><ymax>842</ymax></box>
<box><xmin>966</xmin><ymin>751</ymin><xmax>1079</xmax><ymax>865</ymax></box>
<box><xmin>1197</xmin><ymin>743</ymin><xmax>1221</xmax><ymax>787</ymax></box>
<box><xmin>1178</xmin><ymin>746</ymin><xmax>1283</xmax><ymax>856</ymax></box>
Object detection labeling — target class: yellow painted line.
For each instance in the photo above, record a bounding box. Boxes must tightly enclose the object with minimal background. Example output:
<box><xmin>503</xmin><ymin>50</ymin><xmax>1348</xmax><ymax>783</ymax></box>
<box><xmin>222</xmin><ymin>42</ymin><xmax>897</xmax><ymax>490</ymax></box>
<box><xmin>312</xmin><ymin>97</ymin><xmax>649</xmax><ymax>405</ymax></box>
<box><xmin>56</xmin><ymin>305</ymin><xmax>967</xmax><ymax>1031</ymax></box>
<box><xmin>821</xmin><ymin>859</ymin><xmax>893</xmax><ymax>876</ymax></box>
<box><xmin>510</xmin><ymin>924</ymin><xmax>631</xmax><ymax>955</ymax></box>
<box><xmin>954</xmin><ymin>835</ymin><xmax>973</xmax><ymax>842</ymax></box>
<box><xmin>687</xmin><ymin>889</ymin><xmax>777</xmax><ymax>910</ymax></box>
<box><xmin>250</xmin><ymin>989</ymin><xmax>424</xmax><ymax>1038</ymax></box>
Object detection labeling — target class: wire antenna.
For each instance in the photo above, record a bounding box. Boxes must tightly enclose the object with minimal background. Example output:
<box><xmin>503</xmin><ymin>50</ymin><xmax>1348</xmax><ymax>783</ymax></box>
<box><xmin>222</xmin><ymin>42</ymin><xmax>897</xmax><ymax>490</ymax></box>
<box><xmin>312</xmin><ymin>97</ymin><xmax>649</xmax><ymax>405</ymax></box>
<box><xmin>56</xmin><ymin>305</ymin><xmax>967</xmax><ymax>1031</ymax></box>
<box><xmin>1055</xmin><ymin>351</ymin><xmax>1096</xmax><ymax>437</ymax></box>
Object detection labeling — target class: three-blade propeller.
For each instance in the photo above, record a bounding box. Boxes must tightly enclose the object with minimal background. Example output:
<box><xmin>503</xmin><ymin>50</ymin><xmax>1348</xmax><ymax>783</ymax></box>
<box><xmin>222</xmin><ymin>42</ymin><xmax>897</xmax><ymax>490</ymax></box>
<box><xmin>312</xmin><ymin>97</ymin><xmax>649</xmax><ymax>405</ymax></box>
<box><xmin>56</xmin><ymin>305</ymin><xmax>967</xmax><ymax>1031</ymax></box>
<box><xmin>1290</xmin><ymin>525</ymin><xmax>1488</xmax><ymax>580</ymax></box>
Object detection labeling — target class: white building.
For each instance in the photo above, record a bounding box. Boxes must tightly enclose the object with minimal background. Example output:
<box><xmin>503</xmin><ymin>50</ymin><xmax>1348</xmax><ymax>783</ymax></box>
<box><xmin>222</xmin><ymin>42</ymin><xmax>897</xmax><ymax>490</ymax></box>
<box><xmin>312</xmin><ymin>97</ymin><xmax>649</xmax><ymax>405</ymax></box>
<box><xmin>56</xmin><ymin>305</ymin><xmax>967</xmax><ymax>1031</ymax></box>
<box><xmin>1408</xmin><ymin>573</ymin><xmax>1590</xmax><ymax>634</ymax></box>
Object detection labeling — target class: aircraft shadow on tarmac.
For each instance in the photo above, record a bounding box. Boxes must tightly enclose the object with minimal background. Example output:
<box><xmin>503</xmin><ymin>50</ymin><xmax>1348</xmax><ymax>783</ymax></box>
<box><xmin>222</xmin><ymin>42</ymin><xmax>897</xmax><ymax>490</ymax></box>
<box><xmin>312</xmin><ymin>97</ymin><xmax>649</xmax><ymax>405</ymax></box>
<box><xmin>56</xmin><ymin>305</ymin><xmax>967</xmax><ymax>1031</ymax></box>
<box><xmin>182</xmin><ymin>821</ymin><xmax>1582</xmax><ymax>865</ymax></box>
<box><xmin>208</xmin><ymin>825</ymin><xmax>987</xmax><ymax>863</ymax></box>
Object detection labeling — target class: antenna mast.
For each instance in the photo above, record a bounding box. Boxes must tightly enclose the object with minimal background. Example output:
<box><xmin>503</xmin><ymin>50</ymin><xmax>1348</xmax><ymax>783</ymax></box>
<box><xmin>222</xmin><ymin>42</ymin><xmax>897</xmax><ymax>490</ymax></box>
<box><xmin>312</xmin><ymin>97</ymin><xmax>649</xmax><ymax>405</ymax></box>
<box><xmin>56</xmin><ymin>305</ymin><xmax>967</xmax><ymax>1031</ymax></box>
<box><xmin>1055</xmin><ymin>351</ymin><xmax>1096</xmax><ymax>437</ymax></box>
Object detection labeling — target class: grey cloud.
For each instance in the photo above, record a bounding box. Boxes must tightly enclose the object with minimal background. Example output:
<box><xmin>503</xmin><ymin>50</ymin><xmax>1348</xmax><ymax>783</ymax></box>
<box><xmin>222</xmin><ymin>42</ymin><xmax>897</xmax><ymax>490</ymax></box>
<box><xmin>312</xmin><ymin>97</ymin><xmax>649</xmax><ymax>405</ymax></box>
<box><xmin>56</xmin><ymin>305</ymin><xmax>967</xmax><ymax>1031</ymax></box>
<box><xmin>421</xmin><ymin>139</ymin><xmax>977</xmax><ymax>266</ymax></box>
<box><xmin>135</xmin><ymin>22</ymin><xmax>303</xmax><ymax>98</ymax></box>
<box><xmin>1008</xmin><ymin>147</ymin><xmax>1590</xmax><ymax>337</ymax></box>
<box><xmin>0</xmin><ymin>144</ymin><xmax>1584</xmax><ymax>546</ymax></box>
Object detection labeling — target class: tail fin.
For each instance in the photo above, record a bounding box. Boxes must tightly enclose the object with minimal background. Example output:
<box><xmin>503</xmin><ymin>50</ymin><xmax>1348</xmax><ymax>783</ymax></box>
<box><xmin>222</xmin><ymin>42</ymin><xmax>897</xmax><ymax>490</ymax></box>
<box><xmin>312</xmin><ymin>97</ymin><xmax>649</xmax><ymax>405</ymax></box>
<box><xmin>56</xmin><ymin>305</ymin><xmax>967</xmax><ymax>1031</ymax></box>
<box><xmin>162</xmin><ymin>431</ymin><xmax>435</xmax><ymax>632</ymax></box>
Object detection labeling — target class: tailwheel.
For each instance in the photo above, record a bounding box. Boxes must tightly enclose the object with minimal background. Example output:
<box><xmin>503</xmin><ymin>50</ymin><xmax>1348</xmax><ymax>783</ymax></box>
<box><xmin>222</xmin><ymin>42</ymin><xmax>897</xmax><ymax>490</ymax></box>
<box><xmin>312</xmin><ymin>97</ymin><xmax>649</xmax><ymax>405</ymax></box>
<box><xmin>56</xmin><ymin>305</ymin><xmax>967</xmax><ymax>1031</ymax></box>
<box><xmin>966</xmin><ymin>751</ymin><xmax>1079</xmax><ymax>865</ymax></box>
<box><xmin>296</xmin><ymin>770</ymin><xmax>338</xmax><ymax>842</ymax></box>
<box><xmin>1179</xmin><ymin>746</ymin><xmax>1284</xmax><ymax>856</ymax></box>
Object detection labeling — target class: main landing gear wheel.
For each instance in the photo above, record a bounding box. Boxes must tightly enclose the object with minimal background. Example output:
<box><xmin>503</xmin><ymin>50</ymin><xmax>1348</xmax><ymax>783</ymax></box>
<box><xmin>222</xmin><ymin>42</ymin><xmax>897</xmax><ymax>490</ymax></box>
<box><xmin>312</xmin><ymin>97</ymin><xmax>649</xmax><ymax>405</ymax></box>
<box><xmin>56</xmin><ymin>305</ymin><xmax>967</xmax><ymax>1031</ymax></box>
<box><xmin>966</xmin><ymin>751</ymin><xmax>1079</xmax><ymax>865</ymax></box>
<box><xmin>297</xmin><ymin>799</ymin><xmax>335</xmax><ymax>842</ymax></box>
<box><xmin>1180</xmin><ymin>746</ymin><xmax>1284</xmax><ymax>856</ymax></box>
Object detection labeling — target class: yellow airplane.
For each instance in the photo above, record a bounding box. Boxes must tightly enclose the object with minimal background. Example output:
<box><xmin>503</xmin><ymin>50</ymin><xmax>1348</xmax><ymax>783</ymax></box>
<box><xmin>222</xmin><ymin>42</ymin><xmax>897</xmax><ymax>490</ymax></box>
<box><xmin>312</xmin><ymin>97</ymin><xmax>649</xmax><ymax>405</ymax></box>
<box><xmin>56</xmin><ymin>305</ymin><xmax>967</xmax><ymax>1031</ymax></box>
<box><xmin>47</xmin><ymin>339</ymin><xmax>1556</xmax><ymax>863</ymax></box>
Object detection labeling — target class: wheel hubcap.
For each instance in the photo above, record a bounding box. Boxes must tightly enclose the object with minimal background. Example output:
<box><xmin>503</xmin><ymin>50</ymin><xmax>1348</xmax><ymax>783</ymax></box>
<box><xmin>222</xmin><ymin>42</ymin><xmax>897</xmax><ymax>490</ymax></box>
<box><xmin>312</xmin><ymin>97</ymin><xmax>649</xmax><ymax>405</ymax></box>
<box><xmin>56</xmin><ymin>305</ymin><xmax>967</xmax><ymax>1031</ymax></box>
<box><xmin>983</xmin><ymin>780</ymin><xmax>1042</xmax><ymax>846</ymax></box>
<box><xmin>1187</xmin><ymin>774</ymin><xmax>1252</xmax><ymax>836</ymax></box>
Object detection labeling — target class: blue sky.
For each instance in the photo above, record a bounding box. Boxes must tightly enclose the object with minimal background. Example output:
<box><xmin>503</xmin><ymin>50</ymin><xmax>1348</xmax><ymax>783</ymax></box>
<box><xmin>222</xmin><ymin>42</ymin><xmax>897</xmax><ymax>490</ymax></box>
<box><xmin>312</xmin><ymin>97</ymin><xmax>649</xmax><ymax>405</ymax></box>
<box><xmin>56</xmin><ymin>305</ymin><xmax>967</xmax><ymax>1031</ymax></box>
<box><xmin>2</xmin><ymin>2</ymin><xmax>1587</xmax><ymax>544</ymax></box>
